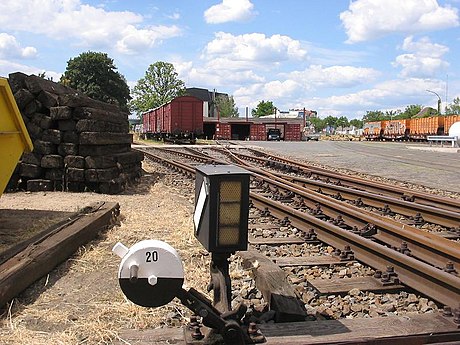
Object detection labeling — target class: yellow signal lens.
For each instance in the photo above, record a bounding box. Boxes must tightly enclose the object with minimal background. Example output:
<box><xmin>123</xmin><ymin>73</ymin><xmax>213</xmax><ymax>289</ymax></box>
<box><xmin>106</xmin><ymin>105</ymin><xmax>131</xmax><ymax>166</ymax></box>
<box><xmin>218</xmin><ymin>180</ymin><xmax>241</xmax><ymax>246</ymax></box>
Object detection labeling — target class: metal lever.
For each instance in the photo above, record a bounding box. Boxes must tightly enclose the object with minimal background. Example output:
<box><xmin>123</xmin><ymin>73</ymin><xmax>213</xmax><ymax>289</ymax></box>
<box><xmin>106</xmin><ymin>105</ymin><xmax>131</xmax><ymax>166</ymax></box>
<box><xmin>175</xmin><ymin>286</ymin><xmax>270</xmax><ymax>344</ymax></box>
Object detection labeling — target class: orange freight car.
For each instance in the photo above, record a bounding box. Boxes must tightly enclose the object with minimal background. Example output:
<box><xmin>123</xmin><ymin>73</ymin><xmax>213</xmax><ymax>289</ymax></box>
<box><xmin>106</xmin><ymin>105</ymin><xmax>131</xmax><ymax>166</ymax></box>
<box><xmin>363</xmin><ymin>121</ymin><xmax>382</xmax><ymax>140</ymax></box>
<box><xmin>444</xmin><ymin>115</ymin><xmax>460</xmax><ymax>135</ymax></box>
<box><xmin>409</xmin><ymin>116</ymin><xmax>444</xmax><ymax>140</ymax></box>
<box><xmin>383</xmin><ymin>119</ymin><xmax>410</xmax><ymax>139</ymax></box>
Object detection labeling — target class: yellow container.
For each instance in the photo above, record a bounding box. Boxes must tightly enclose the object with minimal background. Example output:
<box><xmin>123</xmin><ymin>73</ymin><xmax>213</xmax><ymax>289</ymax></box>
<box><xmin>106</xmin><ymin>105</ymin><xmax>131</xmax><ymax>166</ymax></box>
<box><xmin>0</xmin><ymin>77</ymin><xmax>33</xmax><ymax>197</ymax></box>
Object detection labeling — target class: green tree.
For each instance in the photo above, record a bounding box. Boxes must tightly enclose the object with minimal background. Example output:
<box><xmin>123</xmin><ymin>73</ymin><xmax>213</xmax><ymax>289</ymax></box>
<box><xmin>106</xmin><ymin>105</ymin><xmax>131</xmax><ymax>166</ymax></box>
<box><xmin>445</xmin><ymin>97</ymin><xmax>460</xmax><ymax>115</ymax></box>
<box><xmin>216</xmin><ymin>95</ymin><xmax>239</xmax><ymax>117</ymax></box>
<box><xmin>363</xmin><ymin>110</ymin><xmax>385</xmax><ymax>122</ymax></box>
<box><xmin>60</xmin><ymin>51</ymin><xmax>130</xmax><ymax>110</ymax></box>
<box><xmin>323</xmin><ymin>115</ymin><xmax>338</xmax><ymax>128</ymax></box>
<box><xmin>401</xmin><ymin>104</ymin><xmax>422</xmax><ymax>118</ymax></box>
<box><xmin>336</xmin><ymin>116</ymin><xmax>349</xmax><ymax>128</ymax></box>
<box><xmin>130</xmin><ymin>61</ymin><xmax>186</xmax><ymax>117</ymax></box>
<box><xmin>349</xmin><ymin>119</ymin><xmax>363</xmax><ymax>129</ymax></box>
<box><xmin>385</xmin><ymin>109</ymin><xmax>402</xmax><ymax>120</ymax></box>
<box><xmin>309</xmin><ymin>116</ymin><xmax>325</xmax><ymax>132</ymax></box>
<box><xmin>251</xmin><ymin>100</ymin><xmax>275</xmax><ymax>117</ymax></box>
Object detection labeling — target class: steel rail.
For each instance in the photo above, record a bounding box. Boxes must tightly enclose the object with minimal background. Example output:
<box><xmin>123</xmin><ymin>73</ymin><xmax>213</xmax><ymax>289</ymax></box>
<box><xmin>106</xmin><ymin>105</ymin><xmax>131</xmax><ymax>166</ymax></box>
<box><xmin>252</xmin><ymin>164</ymin><xmax>460</xmax><ymax>229</ymax></box>
<box><xmin>221</xmin><ymin>149</ymin><xmax>460</xmax><ymax>270</ymax></box>
<box><xmin>238</xmin><ymin>148</ymin><xmax>460</xmax><ymax>214</ymax></box>
<box><xmin>140</xmin><ymin>148</ymin><xmax>460</xmax><ymax>308</ymax></box>
<box><xmin>145</xmin><ymin>146</ymin><xmax>460</xmax><ymax>269</ymax></box>
<box><xmin>250</xmin><ymin>192</ymin><xmax>460</xmax><ymax>309</ymax></box>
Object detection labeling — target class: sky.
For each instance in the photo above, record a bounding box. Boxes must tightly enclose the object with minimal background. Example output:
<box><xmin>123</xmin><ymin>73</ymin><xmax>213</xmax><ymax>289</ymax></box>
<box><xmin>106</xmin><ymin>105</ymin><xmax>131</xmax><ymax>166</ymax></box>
<box><xmin>0</xmin><ymin>0</ymin><xmax>459</xmax><ymax>119</ymax></box>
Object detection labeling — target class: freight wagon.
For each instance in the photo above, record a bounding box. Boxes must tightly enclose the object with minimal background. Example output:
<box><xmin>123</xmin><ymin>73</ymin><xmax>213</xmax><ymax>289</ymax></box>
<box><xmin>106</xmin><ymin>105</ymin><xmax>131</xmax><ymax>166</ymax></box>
<box><xmin>142</xmin><ymin>96</ymin><xmax>204</xmax><ymax>144</ymax></box>
<box><xmin>364</xmin><ymin>115</ymin><xmax>459</xmax><ymax>141</ymax></box>
<box><xmin>363</xmin><ymin>121</ymin><xmax>382</xmax><ymax>140</ymax></box>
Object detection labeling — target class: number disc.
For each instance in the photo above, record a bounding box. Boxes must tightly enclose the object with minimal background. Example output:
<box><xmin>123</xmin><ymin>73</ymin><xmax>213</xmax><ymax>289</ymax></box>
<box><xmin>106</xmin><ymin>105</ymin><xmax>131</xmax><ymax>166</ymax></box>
<box><xmin>117</xmin><ymin>240</ymin><xmax>184</xmax><ymax>307</ymax></box>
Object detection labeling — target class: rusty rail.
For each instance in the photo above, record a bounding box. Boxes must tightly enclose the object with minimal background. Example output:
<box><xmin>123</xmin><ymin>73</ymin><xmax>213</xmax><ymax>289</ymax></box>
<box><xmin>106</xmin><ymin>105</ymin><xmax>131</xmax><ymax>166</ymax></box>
<box><xmin>237</xmin><ymin>148</ymin><xmax>460</xmax><ymax>214</ymax></box>
<box><xmin>140</xmin><ymin>147</ymin><xmax>460</xmax><ymax>309</ymax></box>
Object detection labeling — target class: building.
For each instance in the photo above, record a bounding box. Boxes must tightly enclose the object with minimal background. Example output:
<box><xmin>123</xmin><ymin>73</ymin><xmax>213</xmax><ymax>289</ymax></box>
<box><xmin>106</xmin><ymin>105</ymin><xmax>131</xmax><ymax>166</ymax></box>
<box><xmin>185</xmin><ymin>87</ymin><xmax>228</xmax><ymax>118</ymax></box>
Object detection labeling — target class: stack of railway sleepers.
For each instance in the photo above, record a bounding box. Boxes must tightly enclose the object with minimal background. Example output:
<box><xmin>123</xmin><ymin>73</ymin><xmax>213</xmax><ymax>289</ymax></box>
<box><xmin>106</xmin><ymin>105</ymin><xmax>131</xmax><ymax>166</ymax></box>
<box><xmin>6</xmin><ymin>72</ymin><xmax>143</xmax><ymax>194</ymax></box>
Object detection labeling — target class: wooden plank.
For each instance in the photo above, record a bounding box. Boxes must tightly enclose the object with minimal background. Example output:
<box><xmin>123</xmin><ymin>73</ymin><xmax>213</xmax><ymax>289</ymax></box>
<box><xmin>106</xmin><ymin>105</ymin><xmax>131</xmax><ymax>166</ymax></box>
<box><xmin>24</xmin><ymin>74</ymin><xmax>74</xmax><ymax>96</ymax></box>
<box><xmin>308</xmin><ymin>276</ymin><xmax>404</xmax><ymax>295</ymax></box>
<box><xmin>115</xmin><ymin>328</ymin><xmax>184</xmax><ymax>345</ymax></box>
<box><xmin>248</xmin><ymin>235</ymin><xmax>305</xmax><ymax>245</ymax></box>
<box><xmin>0</xmin><ymin>201</ymin><xmax>119</xmax><ymax>308</ymax></box>
<box><xmin>273</xmin><ymin>256</ymin><xmax>350</xmax><ymax>267</ymax></box>
<box><xmin>79</xmin><ymin>132</ymin><xmax>133</xmax><ymax>145</ymax></box>
<box><xmin>259</xmin><ymin>314</ymin><xmax>460</xmax><ymax>344</ymax></box>
<box><xmin>72</xmin><ymin>107</ymin><xmax>128</xmax><ymax>124</ymax></box>
<box><xmin>58</xmin><ymin>93</ymin><xmax>122</xmax><ymax>113</ymax></box>
<box><xmin>238</xmin><ymin>248</ymin><xmax>307</xmax><ymax>322</ymax></box>
<box><xmin>0</xmin><ymin>209</ymin><xmax>79</xmax><ymax>265</ymax></box>
<box><xmin>114</xmin><ymin>314</ymin><xmax>460</xmax><ymax>345</ymax></box>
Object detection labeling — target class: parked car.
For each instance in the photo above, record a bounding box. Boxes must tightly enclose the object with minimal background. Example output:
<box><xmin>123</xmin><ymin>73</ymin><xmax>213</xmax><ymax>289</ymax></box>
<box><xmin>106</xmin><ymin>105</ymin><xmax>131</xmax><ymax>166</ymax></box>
<box><xmin>267</xmin><ymin>128</ymin><xmax>281</xmax><ymax>141</ymax></box>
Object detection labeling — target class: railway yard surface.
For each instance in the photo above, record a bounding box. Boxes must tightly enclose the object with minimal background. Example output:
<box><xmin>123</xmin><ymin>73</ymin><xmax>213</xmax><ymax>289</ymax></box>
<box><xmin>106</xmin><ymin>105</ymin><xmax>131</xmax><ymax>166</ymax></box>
<box><xmin>0</xmin><ymin>140</ymin><xmax>459</xmax><ymax>344</ymax></box>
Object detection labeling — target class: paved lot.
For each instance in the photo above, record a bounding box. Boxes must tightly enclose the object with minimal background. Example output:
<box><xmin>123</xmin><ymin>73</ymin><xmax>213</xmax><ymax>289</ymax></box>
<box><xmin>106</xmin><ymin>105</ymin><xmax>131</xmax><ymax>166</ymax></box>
<box><xmin>237</xmin><ymin>140</ymin><xmax>460</xmax><ymax>193</ymax></box>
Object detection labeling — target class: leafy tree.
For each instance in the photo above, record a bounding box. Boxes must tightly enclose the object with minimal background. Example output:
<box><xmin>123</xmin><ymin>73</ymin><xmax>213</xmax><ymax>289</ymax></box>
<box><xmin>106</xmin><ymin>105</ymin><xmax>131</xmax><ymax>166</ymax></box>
<box><xmin>251</xmin><ymin>100</ymin><xmax>275</xmax><ymax>117</ymax></box>
<box><xmin>323</xmin><ymin>115</ymin><xmax>338</xmax><ymax>128</ymax></box>
<box><xmin>401</xmin><ymin>104</ymin><xmax>422</xmax><ymax>118</ymax></box>
<box><xmin>445</xmin><ymin>97</ymin><xmax>460</xmax><ymax>115</ymax></box>
<box><xmin>349</xmin><ymin>119</ymin><xmax>363</xmax><ymax>128</ymax></box>
<box><xmin>309</xmin><ymin>116</ymin><xmax>325</xmax><ymax>132</ymax></box>
<box><xmin>216</xmin><ymin>95</ymin><xmax>239</xmax><ymax>117</ymax></box>
<box><xmin>363</xmin><ymin>110</ymin><xmax>385</xmax><ymax>122</ymax></box>
<box><xmin>336</xmin><ymin>116</ymin><xmax>349</xmax><ymax>128</ymax></box>
<box><xmin>60</xmin><ymin>51</ymin><xmax>130</xmax><ymax>111</ymax></box>
<box><xmin>130</xmin><ymin>61</ymin><xmax>186</xmax><ymax>117</ymax></box>
<box><xmin>386</xmin><ymin>109</ymin><xmax>402</xmax><ymax>120</ymax></box>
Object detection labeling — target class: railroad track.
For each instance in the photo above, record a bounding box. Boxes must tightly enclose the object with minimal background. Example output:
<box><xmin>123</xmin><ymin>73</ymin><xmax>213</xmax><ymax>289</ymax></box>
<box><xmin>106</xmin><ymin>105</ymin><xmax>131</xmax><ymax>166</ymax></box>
<box><xmin>150</xmin><ymin>145</ymin><xmax>460</xmax><ymax>238</ymax></box>
<box><xmin>231</xmin><ymin>146</ymin><xmax>460</xmax><ymax>214</ymax></box>
<box><xmin>135</xmin><ymin>146</ymin><xmax>460</xmax><ymax>344</ymax></box>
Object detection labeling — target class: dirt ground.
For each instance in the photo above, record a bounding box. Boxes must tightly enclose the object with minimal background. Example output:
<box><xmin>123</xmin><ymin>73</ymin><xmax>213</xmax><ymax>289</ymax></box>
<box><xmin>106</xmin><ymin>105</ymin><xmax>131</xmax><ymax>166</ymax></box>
<box><xmin>0</xmin><ymin>161</ymin><xmax>212</xmax><ymax>344</ymax></box>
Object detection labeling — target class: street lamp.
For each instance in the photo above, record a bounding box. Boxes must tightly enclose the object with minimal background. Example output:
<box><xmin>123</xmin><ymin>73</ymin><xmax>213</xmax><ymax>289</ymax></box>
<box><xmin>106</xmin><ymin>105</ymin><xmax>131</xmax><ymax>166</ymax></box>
<box><xmin>426</xmin><ymin>89</ymin><xmax>442</xmax><ymax>115</ymax></box>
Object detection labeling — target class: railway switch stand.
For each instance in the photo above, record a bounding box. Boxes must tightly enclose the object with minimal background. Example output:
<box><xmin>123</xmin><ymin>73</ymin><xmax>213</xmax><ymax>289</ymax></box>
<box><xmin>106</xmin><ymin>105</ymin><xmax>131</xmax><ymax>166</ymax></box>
<box><xmin>113</xmin><ymin>165</ymin><xmax>265</xmax><ymax>344</ymax></box>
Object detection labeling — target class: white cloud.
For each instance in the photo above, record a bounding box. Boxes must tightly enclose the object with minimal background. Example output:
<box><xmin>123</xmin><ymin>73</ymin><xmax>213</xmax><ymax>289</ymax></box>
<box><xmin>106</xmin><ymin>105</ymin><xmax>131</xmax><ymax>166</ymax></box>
<box><xmin>167</xmin><ymin>12</ymin><xmax>180</xmax><ymax>20</ymax></box>
<box><xmin>0</xmin><ymin>33</ymin><xmax>37</xmax><ymax>59</ymax></box>
<box><xmin>0</xmin><ymin>59</ymin><xmax>61</xmax><ymax>80</ymax></box>
<box><xmin>284</xmin><ymin>65</ymin><xmax>381</xmax><ymax>88</ymax></box>
<box><xmin>204</xmin><ymin>0</ymin><xmax>255</xmax><ymax>24</ymax></box>
<box><xmin>175</xmin><ymin>60</ymin><xmax>264</xmax><ymax>88</ymax></box>
<box><xmin>306</xmin><ymin>78</ymin><xmax>445</xmax><ymax>114</ymax></box>
<box><xmin>340</xmin><ymin>0</ymin><xmax>459</xmax><ymax>43</ymax></box>
<box><xmin>233</xmin><ymin>80</ymin><xmax>304</xmax><ymax>109</ymax></box>
<box><xmin>115</xmin><ymin>25</ymin><xmax>181</xmax><ymax>55</ymax></box>
<box><xmin>0</xmin><ymin>0</ymin><xmax>181</xmax><ymax>54</ymax></box>
<box><xmin>204</xmin><ymin>32</ymin><xmax>307</xmax><ymax>64</ymax></box>
<box><xmin>393</xmin><ymin>36</ymin><xmax>449</xmax><ymax>77</ymax></box>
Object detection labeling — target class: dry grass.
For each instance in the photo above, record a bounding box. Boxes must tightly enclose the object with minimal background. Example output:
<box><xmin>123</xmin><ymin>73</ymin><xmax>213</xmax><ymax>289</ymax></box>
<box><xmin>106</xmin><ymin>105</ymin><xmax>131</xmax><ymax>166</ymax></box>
<box><xmin>0</xmin><ymin>161</ymin><xmax>212</xmax><ymax>344</ymax></box>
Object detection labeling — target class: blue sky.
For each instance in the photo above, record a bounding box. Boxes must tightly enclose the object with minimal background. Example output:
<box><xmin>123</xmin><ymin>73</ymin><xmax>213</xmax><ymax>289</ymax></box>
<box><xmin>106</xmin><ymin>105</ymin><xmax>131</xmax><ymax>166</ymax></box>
<box><xmin>0</xmin><ymin>0</ymin><xmax>459</xmax><ymax>119</ymax></box>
